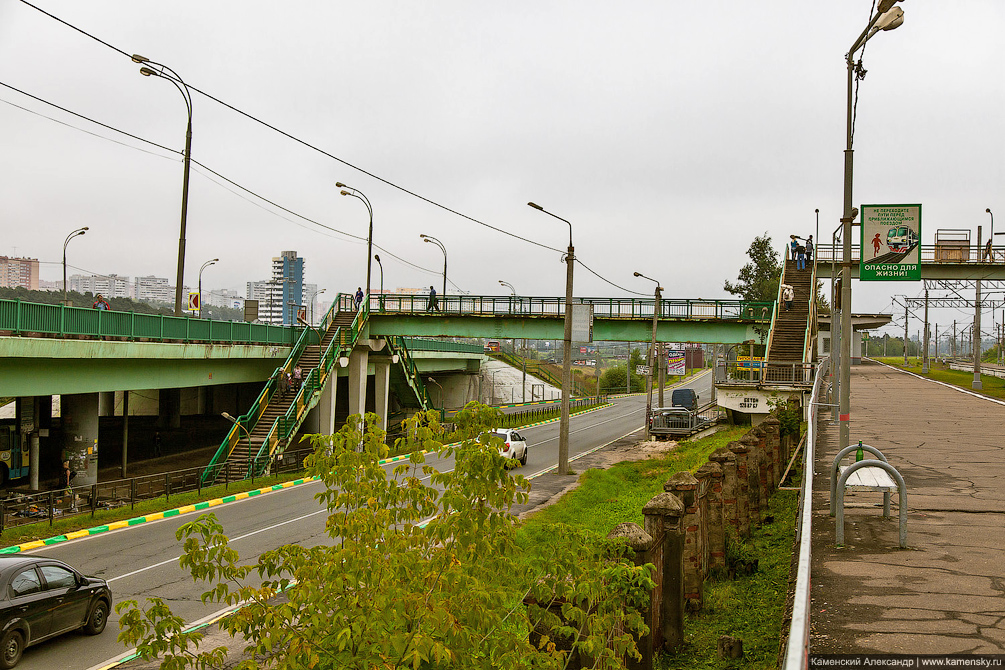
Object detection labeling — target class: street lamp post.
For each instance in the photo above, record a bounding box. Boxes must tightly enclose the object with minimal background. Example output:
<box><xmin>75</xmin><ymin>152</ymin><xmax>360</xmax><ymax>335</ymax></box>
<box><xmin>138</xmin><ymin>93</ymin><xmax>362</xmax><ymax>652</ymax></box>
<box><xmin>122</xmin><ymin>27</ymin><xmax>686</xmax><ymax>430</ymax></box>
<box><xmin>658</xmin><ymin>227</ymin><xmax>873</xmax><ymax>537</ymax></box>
<box><xmin>527</xmin><ymin>201</ymin><xmax>574</xmax><ymax>476</ymax></box>
<box><xmin>197</xmin><ymin>258</ymin><xmax>218</xmax><ymax>319</ymax></box>
<box><xmin>500</xmin><ymin>280</ymin><xmax>527</xmax><ymax>402</ymax></box>
<box><xmin>837</xmin><ymin>1</ymin><xmax>905</xmax><ymax>457</ymax></box>
<box><xmin>420</xmin><ymin>234</ymin><xmax>448</xmax><ymax>306</ymax></box>
<box><xmin>336</xmin><ymin>183</ymin><xmax>373</xmax><ymax>306</ymax></box>
<box><xmin>427</xmin><ymin>377</ymin><xmax>444</xmax><ymax>412</ymax></box>
<box><xmin>62</xmin><ymin>227</ymin><xmax>88</xmax><ymax>306</ymax></box>
<box><xmin>374</xmin><ymin>254</ymin><xmax>384</xmax><ymax>311</ymax></box>
<box><xmin>308</xmin><ymin>288</ymin><xmax>326</xmax><ymax>325</ymax></box>
<box><xmin>132</xmin><ymin>54</ymin><xmax>193</xmax><ymax>318</ymax></box>
<box><xmin>634</xmin><ymin>272</ymin><xmax>662</xmax><ymax>439</ymax></box>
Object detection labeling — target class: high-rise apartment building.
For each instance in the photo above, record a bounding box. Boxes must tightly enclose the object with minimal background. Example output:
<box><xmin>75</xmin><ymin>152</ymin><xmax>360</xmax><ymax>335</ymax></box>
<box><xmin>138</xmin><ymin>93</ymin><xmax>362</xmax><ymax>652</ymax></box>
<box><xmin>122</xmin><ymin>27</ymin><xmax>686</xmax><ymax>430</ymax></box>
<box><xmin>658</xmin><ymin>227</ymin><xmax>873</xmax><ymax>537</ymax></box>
<box><xmin>69</xmin><ymin>273</ymin><xmax>131</xmax><ymax>298</ymax></box>
<box><xmin>247</xmin><ymin>251</ymin><xmax>308</xmax><ymax>325</ymax></box>
<box><xmin>0</xmin><ymin>256</ymin><xmax>39</xmax><ymax>290</ymax></box>
<box><xmin>133</xmin><ymin>275</ymin><xmax>175</xmax><ymax>303</ymax></box>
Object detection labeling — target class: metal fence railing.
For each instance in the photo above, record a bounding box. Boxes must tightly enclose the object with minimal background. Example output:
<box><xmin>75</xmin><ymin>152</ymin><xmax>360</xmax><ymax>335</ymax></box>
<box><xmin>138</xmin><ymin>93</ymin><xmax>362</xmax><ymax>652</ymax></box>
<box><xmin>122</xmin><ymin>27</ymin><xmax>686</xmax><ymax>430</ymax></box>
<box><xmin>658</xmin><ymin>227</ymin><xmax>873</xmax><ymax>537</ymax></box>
<box><xmin>0</xmin><ymin>298</ymin><xmax>297</xmax><ymax>344</ymax></box>
<box><xmin>719</xmin><ymin>360</ymin><xmax>817</xmax><ymax>386</ymax></box>
<box><xmin>0</xmin><ymin>446</ymin><xmax>314</xmax><ymax>538</ymax></box>
<box><xmin>781</xmin><ymin>357</ymin><xmax>827</xmax><ymax>669</ymax></box>
<box><xmin>816</xmin><ymin>243</ymin><xmax>1005</xmax><ymax>265</ymax></box>
<box><xmin>366</xmin><ymin>294</ymin><xmax>772</xmax><ymax>322</ymax></box>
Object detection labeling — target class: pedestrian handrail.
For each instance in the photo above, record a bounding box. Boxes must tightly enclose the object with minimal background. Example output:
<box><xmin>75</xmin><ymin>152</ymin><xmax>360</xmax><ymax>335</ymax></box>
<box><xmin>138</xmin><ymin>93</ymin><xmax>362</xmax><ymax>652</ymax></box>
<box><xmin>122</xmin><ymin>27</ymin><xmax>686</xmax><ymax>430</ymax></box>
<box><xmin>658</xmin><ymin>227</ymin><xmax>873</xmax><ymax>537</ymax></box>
<box><xmin>203</xmin><ymin>293</ymin><xmax>353</xmax><ymax>483</ymax></box>
<box><xmin>401</xmin><ymin>337</ymin><xmax>485</xmax><ymax>354</ymax></box>
<box><xmin>0</xmin><ymin>297</ymin><xmax>297</xmax><ymax>344</ymax></box>
<box><xmin>365</xmin><ymin>293</ymin><xmax>772</xmax><ymax>322</ymax></box>
<box><xmin>781</xmin><ymin>356</ymin><xmax>828</xmax><ymax>670</ymax></box>
<box><xmin>0</xmin><ymin>445</ymin><xmax>316</xmax><ymax>539</ymax></box>
<box><xmin>720</xmin><ymin>360</ymin><xmax>816</xmax><ymax>385</ymax></box>
<box><xmin>385</xmin><ymin>336</ymin><xmax>433</xmax><ymax>411</ymax></box>
<box><xmin>816</xmin><ymin>243</ymin><xmax>1005</xmax><ymax>265</ymax></box>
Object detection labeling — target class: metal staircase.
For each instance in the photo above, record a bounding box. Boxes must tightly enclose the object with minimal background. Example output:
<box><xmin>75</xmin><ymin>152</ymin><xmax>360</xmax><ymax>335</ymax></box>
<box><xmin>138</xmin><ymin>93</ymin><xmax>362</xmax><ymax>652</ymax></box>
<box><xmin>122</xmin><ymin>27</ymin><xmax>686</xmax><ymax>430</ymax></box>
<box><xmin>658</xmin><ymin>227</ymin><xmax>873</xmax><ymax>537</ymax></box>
<box><xmin>764</xmin><ymin>257</ymin><xmax>817</xmax><ymax>383</ymax></box>
<box><xmin>202</xmin><ymin>294</ymin><xmax>365</xmax><ymax>483</ymax></box>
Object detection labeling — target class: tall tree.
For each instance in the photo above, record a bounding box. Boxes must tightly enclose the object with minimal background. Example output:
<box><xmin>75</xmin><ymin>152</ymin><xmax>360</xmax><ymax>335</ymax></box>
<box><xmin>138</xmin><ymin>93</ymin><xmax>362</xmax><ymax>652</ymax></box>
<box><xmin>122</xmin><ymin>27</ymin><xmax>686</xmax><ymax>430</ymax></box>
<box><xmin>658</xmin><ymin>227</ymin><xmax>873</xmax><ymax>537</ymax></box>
<box><xmin>117</xmin><ymin>408</ymin><xmax>654</xmax><ymax>670</ymax></box>
<box><xmin>723</xmin><ymin>233</ymin><xmax>782</xmax><ymax>302</ymax></box>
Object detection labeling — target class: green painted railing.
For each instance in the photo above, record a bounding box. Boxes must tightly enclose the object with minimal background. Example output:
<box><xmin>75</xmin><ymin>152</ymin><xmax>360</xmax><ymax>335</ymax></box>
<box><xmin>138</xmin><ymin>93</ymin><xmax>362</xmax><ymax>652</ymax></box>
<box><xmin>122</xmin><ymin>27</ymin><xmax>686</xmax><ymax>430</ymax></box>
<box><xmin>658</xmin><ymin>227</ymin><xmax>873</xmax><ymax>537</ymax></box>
<box><xmin>0</xmin><ymin>298</ymin><xmax>296</xmax><ymax>344</ymax></box>
<box><xmin>262</xmin><ymin>297</ymin><xmax>371</xmax><ymax>462</ymax></box>
<box><xmin>489</xmin><ymin>351</ymin><xmax>591</xmax><ymax>397</ymax></box>
<box><xmin>202</xmin><ymin>293</ymin><xmax>354</xmax><ymax>483</ymax></box>
<box><xmin>386</xmin><ymin>336</ymin><xmax>433</xmax><ymax>411</ymax></box>
<box><xmin>367</xmin><ymin>294</ymin><xmax>772</xmax><ymax>322</ymax></box>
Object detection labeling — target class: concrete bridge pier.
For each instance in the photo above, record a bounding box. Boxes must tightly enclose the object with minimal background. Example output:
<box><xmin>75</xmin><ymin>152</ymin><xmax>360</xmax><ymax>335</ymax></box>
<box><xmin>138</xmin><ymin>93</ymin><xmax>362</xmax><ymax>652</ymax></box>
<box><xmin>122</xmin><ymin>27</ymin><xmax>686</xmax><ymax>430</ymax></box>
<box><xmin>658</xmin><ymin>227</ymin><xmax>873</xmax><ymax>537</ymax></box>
<box><xmin>60</xmin><ymin>393</ymin><xmax>99</xmax><ymax>487</ymax></box>
<box><xmin>372</xmin><ymin>358</ymin><xmax>390</xmax><ymax>432</ymax></box>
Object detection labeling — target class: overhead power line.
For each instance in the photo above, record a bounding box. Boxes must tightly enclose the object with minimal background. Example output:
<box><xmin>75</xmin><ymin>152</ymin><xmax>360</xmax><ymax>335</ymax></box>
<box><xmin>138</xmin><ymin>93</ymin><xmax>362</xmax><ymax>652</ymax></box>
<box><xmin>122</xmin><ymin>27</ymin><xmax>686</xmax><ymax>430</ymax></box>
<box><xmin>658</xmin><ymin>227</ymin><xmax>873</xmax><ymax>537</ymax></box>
<box><xmin>16</xmin><ymin>0</ymin><xmax>650</xmax><ymax>296</ymax></box>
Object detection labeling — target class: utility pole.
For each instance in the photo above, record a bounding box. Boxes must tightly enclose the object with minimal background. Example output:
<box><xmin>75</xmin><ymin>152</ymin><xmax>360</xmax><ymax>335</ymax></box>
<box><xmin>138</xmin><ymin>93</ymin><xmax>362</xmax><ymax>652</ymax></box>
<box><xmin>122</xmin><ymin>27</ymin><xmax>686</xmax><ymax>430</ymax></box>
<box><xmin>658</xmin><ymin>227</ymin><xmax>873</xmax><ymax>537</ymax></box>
<box><xmin>903</xmin><ymin>302</ymin><xmax>909</xmax><ymax>366</ymax></box>
<box><xmin>953</xmin><ymin>320</ymin><xmax>957</xmax><ymax>359</ymax></box>
<box><xmin>922</xmin><ymin>289</ymin><xmax>930</xmax><ymax>373</ymax></box>
<box><xmin>974</xmin><ymin>225</ymin><xmax>984</xmax><ymax>389</ymax></box>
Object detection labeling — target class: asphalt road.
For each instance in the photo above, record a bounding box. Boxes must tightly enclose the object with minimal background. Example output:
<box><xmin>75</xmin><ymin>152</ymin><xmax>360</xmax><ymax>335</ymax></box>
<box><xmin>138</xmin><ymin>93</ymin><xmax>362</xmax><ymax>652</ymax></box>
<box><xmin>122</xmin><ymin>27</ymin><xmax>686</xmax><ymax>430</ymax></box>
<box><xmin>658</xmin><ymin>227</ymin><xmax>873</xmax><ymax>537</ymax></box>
<box><xmin>16</xmin><ymin>386</ymin><xmax>692</xmax><ymax>670</ymax></box>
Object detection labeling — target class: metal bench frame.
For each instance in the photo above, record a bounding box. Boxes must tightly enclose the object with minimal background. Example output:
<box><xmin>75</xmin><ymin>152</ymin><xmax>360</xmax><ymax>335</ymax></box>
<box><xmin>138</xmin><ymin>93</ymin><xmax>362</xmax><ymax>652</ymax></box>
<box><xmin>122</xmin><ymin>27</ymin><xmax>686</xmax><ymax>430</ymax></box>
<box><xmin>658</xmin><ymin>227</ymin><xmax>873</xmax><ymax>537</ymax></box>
<box><xmin>830</xmin><ymin>443</ymin><xmax>907</xmax><ymax>549</ymax></box>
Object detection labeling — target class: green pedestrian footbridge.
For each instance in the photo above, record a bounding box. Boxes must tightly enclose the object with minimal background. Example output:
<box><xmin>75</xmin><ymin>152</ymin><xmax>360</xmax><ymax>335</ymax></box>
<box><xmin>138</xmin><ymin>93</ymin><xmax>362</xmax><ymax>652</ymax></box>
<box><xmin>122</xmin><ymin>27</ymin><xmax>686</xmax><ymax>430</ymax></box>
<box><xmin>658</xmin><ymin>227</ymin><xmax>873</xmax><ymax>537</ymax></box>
<box><xmin>0</xmin><ymin>293</ymin><xmax>771</xmax><ymax>488</ymax></box>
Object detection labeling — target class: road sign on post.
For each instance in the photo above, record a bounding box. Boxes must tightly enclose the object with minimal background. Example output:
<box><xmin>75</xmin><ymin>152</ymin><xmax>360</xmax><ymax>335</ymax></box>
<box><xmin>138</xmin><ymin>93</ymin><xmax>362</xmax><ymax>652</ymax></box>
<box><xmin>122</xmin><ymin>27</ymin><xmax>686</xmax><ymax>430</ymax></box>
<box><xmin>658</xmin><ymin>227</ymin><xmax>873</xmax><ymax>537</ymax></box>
<box><xmin>187</xmin><ymin>292</ymin><xmax>200</xmax><ymax>312</ymax></box>
<box><xmin>860</xmin><ymin>204</ymin><xmax>922</xmax><ymax>281</ymax></box>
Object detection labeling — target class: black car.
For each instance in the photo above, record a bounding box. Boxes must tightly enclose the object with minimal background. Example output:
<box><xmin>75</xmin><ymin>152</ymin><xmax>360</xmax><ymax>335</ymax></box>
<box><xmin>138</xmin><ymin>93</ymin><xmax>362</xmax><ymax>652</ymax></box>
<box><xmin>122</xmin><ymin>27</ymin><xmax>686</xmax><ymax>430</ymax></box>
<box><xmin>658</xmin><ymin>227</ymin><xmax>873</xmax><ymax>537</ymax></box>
<box><xmin>0</xmin><ymin>555</ymin><xmax>111</xmax><ymax>669</ymax></box>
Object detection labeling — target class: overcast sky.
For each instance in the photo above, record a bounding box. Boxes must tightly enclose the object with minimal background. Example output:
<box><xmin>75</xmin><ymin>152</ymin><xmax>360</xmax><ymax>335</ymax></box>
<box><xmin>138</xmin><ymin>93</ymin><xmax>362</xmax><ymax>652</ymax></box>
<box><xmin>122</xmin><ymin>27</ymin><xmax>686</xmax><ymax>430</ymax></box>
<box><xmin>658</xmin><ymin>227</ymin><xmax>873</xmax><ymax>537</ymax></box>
<box><xmin>2</xmin><ymin>1</ymin><xmax>1003</xmax><ymax>333</ymax></box>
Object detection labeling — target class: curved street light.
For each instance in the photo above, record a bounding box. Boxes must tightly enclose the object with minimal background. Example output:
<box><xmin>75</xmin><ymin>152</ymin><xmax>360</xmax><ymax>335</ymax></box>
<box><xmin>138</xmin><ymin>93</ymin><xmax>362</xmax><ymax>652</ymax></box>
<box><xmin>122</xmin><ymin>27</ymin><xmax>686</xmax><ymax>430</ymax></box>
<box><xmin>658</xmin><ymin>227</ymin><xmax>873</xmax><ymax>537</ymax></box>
<box><xmin>132</xmin><ymin>54</ymin><xmax>193</xmax><ymax>318</ymax></box>
<box><xmin>308</xmin><ymin>288</ymin><xmax>326</xmax><ymax>325</ymax></box>
<box><xmin>374</xmin><ymin>254</ymin><xmax>384</xmax><ymax>311</ymax></box>
<box><xmin>835</xmin><ymin>0</ymin><xmax>906</xmax><ymax>462</ymax></box>
<box><xmin>419</xmin><ymin>234</ymin><xmax>447</xmax><ymax>304</ymax></box>
<box><xmin>62</xmin><ymin>226</ymin><xmax>88</xmax><ymax>306</ymax></box>
<box><xmin>336</xmin><ymin>182</ymin><xmax>374</xmax><ymax>305</ymax></box>
<box><xmin>197</xmin><ymin>258</ymin><xmax>218</xmax><ymax>319</ymax></box>
<box><xmin>526</xmin><ymin>201</ymin><xmax>574</xmax><ymax>476</ymax></box>
<box><xmin>634</xmin><ymin>272</ymin><xmax>663</xmax><ymax>438</ymax></box>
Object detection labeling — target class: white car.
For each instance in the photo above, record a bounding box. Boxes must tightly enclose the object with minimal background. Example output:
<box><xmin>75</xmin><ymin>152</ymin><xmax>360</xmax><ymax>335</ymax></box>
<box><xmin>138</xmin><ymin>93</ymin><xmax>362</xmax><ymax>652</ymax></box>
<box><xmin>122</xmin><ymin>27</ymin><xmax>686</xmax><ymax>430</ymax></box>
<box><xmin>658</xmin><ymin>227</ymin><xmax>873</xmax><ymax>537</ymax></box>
<box><xmin>486</xmin><ymin>429</ymin><xmax>529</xmax><ymax>467</ymax></box>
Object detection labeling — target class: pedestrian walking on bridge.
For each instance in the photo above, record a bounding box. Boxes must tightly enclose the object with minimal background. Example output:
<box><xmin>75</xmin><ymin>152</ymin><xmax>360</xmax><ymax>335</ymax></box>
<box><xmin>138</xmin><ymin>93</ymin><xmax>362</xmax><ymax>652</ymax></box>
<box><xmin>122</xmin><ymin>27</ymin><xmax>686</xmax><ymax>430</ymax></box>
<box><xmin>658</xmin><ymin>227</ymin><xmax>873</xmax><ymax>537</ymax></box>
<box><xmin>427</xmin><ymin>286</ymin><xmax>439</xmax><ymax>312</ymax></box>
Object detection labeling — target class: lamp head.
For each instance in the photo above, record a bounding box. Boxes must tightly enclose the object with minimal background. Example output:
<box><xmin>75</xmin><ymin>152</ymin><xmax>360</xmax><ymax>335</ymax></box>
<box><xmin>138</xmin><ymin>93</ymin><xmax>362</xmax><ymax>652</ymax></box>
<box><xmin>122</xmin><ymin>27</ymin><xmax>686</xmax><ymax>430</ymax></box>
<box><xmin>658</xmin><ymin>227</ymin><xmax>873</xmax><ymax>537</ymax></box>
<box><xmin>875</xmin><ymin>6</ymin><xmax>904</xmax><ymax>31</ymax></box>
<box><xmin>633</xmin><ymin>272</ymin><xmax>641</xmax><ymax>277</ymax></box>
<box><xmin>82</xmin><ymin>226</ymin><xmax>89</xmax><ymax>231</ymax></box>
<box><xmin>335</xmin><ymin>182</ymin><xmax>347</xmax><ymax>188</ymax></box>
<box><xmin>139</xmin><ymin>67</ymin><xmax>157</xmax><ymax>77</ymax></box>
<box><xmin>340</xmin><ymin>190</ymin><xmax>350</xmax><ymax>196</ymax></box>
<box><xmin>211</xmin><ymin>258</ymin><xmax>219</xmax><ymax>263</ymax></box>
<box><xmin>988</xmin><ymin>208</ymin><xmax>993</xmax><ymax>214</ymax></box>
<box><xmin>374</xmin><ymin>254</ymin><xmax>381</xmax><ymax>262</ymax></box>
<box><xmin>876</xmin><ymin>0</ymin><xmax>902</xmax><ymax>13</ymax></box>
<box><xmin>221</xmin><ymin>412</ymin><xmax>235</xmax><ymax>421</ymax></box>
<box><xmin>527</xmin><ymin>202</ymin><xmax>543</xmax><ymax>211</ymax></box>
<box><xmin>131</xmin><ymin>54</ymin><xmax>149</xmax><ymax>63</ymax></box>
<box><xmin>419</xmin><ymin>233</ymin><xmax>429</xmax><ymax>239</ymax></box>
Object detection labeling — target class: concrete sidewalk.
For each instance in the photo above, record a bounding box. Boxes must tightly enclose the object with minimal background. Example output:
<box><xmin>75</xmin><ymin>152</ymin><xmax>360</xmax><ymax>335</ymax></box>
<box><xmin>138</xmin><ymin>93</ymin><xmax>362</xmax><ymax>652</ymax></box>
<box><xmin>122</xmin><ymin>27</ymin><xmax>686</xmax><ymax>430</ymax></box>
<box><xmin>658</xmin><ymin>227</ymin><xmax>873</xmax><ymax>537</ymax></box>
<box><xmin>810</xmin><ymin>360</ymin><xmax>1005</xmax><ymax>653</ymax></box>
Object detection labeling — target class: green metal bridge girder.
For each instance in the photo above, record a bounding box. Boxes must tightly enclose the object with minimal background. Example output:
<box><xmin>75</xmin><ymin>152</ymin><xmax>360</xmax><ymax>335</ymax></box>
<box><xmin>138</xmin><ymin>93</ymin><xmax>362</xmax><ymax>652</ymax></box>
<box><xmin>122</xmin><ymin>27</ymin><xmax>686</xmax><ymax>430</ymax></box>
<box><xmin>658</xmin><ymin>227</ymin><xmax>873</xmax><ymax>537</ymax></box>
<box><xmin>0</xmin><ymin>337</ymin><xmax>289</xmax><ymax>396</ymax></box>
<box><xmin>367</xmin><ymin>314</ymin><xmax>763</xmax><ymax>344</ymax></box>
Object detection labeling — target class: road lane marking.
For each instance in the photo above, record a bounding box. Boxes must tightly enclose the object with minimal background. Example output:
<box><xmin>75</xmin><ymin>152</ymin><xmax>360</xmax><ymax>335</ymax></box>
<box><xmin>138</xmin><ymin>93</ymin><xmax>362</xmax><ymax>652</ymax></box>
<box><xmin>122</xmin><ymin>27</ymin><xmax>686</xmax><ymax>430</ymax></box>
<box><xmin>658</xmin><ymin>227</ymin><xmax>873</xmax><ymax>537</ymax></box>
<box><xmin>107</xmin><ymin>508</ymin><xmax>329</xmax><ymax>583</ymax></box>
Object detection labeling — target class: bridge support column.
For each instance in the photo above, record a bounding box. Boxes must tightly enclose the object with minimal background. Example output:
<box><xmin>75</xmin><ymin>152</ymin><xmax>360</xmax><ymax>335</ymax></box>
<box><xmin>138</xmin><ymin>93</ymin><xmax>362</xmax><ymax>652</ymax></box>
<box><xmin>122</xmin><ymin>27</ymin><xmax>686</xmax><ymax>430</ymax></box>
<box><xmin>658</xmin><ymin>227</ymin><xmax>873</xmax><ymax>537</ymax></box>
<box><xmin>373</xmin><ymin>360</ymin><xmax>390</xmax><ymax>431</ymax></box>
<box><xmin>98</xmin><ymin>392</ymin><xmax>115</xmax><ymax>417</ymax></box>
<box><xmin>158</xmin><ymin>389</ymin><xmax>181</xmax><ymax>429</ymax></box>
<box><xmin>60</xmin><ymin>393</ymin><xmax>99</xmax><ymax>487</ymax></box>
<box><xmin>348</xmin><ymin>348</ymin><xmax>369</xmax><ymax>419</ymax></box>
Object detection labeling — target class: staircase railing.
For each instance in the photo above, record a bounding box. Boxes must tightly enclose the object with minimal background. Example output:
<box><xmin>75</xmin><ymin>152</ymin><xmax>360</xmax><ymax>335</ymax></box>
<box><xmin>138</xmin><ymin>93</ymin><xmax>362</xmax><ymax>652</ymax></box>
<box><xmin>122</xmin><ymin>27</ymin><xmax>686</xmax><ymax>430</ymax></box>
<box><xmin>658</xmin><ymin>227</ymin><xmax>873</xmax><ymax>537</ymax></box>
<box><xmin>255</xmin><ymin>295</ymin><xmax>372</xmax><ymax>466</ymax></box>
<box><xmin>763</xmin><ymin>253</ymin><xmax>787</xmax><ymax>361</ymax></box>
<box><xmin>202</xmin><ymin>292</ymin><xmax>354</xmax><ymax>483</ymax></box>
<box><xmin>803</xmin><ymin>261</ymin><xmax>819</xmax><ymax>364</ymax></box>
<box><xmin>386</xmin><ymin>336</ymin><xmax>433</xmax><ymax>411</ymax></box>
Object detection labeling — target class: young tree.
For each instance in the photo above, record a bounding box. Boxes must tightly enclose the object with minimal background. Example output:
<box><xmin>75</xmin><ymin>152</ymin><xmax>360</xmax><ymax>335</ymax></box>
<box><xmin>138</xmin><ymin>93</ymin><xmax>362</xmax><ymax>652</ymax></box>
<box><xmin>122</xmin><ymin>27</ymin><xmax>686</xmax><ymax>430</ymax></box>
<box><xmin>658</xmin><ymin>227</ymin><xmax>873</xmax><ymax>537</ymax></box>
<box><xmin>723</xmin><ymin>233</ymin><xmax>783</xmax><ymax>303</ymax></box>
<box><xmin>117</xmin><ymin>407</ymin><xmax>654</xmax><ymax>669</ymax></box>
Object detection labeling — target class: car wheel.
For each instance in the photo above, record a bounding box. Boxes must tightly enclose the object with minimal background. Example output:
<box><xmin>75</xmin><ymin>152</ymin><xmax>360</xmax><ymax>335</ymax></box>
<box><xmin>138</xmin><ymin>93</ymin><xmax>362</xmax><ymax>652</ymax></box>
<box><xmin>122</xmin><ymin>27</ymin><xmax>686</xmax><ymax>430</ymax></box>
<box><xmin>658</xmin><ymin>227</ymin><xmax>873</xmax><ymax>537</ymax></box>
<box><xmin>83</xmin><ymin>599</ymin><xmax>109</xmax><ymax>635</ymax></box>
<box><xmin>520</xmin><ymin>446</ymin><xmax>528</xmax><ymax>466</ymax></box>
<box><xmin>0</xmin><ymin>629</ymin><xmax>23</xmax><ymax>670</ymax></box>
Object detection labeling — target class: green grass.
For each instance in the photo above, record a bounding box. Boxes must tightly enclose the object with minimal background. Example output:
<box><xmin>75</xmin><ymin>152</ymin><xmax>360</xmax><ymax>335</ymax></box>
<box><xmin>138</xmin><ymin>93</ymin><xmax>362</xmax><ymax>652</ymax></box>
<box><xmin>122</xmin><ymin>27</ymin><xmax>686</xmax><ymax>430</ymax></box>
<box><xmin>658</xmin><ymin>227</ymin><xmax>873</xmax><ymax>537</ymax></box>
<box><xmin>873</xmin><ymin>357</ymin><xmax>1005</xmax><ymax>400</ymax></box>
<box><xmin>518</xmin><ymin>425</ymin><xmax>797</xmax><ymax>668</ymax></box>
<box><xmin>1</xmin><ymin>470</ymin><xmax>312</xmax><ymax>548</ymax></box>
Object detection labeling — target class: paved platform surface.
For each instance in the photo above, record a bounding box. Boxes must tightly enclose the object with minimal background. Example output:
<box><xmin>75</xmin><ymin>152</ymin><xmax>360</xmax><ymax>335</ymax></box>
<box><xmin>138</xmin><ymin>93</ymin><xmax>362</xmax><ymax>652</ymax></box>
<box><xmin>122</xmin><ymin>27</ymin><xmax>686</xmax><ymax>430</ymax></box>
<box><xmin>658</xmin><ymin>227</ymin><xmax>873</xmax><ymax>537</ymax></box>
<box><xmin>810</xmin><ymin>360</ymin><xmax>1005</xmax><ymax>653</ymax></box>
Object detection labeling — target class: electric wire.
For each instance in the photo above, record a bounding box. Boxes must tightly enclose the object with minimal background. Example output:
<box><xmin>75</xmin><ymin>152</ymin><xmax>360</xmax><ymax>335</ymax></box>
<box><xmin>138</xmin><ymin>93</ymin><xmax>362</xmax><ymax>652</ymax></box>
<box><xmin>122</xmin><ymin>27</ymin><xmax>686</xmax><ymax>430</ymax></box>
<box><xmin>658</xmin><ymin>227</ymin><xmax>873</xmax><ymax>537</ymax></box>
<box><xmin>0</xmin><ymin>80</ymin><xmax>459</xmax><ymax>286</ymax></box>
<box><xmin>16</xmin><ymin>0</ymin><xmax>654</xmax><ymax>297</ymax></box>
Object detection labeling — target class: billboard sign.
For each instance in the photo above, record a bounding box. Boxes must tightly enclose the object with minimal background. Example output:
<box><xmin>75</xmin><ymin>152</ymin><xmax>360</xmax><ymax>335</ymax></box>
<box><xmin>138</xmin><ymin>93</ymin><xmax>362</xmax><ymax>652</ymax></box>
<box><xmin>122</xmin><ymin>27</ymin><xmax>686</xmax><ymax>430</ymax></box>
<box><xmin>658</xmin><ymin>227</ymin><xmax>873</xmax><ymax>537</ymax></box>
<box><xmin>860</xmin><ymin>204</ymin><xmax>922</xmax><ymax>281</ymax></box>
<box><xmin>667</xmin><ymin>349</ymin><xmax>686</xmax><ymax>376</ymax></box>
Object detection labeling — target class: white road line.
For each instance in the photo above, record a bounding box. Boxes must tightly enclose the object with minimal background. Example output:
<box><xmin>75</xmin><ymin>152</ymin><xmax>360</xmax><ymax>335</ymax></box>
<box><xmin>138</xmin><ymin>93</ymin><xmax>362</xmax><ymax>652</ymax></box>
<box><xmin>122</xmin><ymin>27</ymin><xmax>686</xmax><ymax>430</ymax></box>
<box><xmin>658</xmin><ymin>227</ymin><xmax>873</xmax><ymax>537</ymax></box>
<box><xmin>107</xmin><ymin>508</ymin><xmax>328</xmax><ymax>583</ymax></box>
